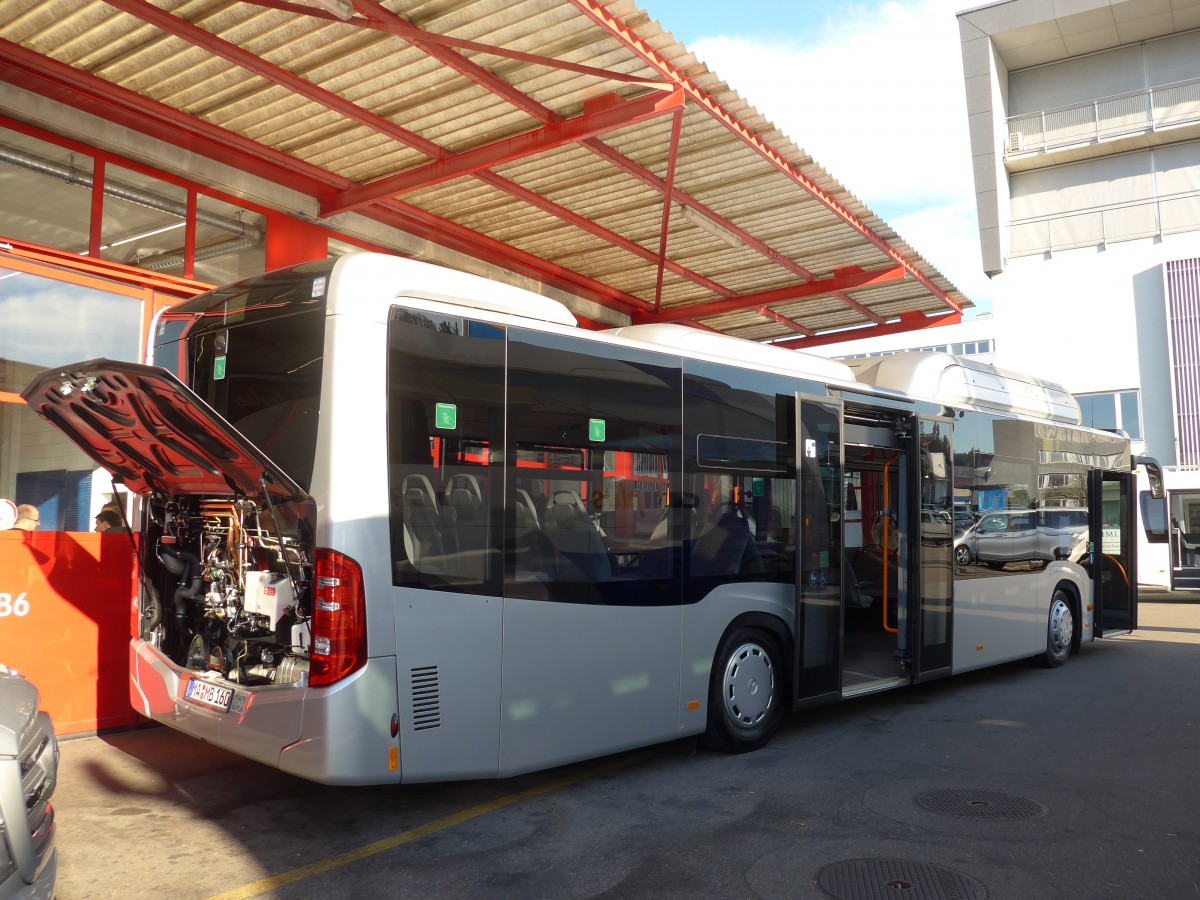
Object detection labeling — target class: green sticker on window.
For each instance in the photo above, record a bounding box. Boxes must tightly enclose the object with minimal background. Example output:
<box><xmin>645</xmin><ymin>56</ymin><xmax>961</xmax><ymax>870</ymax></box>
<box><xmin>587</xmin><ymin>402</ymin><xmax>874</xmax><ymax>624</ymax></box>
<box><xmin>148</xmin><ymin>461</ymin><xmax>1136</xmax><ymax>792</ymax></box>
<box><xmin>588</xmin><ymin>418</ymin><xmax>605</xmax><ymax>442</ymax></box>
<box><xmin>752</xmin><ymin>477</ymin><xmax>765</xmax><ymax>497</ymax></box>
<box><xmin>213</xmin><ymin>355</ymin><xmax>226</xmax><ymax>381</ymax></box>
<box><xmin>435</xmin><ymin>402</ymin><xmax>457</xmax><ymax>430</ymax></box>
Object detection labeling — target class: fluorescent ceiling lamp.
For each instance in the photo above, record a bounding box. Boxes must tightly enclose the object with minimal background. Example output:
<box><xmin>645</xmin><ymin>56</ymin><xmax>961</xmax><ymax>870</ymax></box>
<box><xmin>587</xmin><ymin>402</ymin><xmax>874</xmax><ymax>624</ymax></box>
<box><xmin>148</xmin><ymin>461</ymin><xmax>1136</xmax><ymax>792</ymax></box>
<box><xmin>301</xmin><ymin>0</ymin><xmax>355</xmax><ymax>19</ymax></box>
<box><xmin>676</xmin><ymin>204</ymin><xmax>744</xmax><ymax>249</ymax></box>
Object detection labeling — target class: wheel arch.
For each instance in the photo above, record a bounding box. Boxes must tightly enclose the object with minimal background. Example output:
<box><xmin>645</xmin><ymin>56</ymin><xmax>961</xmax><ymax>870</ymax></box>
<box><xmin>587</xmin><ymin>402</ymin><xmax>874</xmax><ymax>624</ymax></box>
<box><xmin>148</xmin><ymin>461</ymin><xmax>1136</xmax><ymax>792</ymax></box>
<box><xmin>718</xmin><ymin>611</ymin><xmax>791</xmax><ymax>656</ymax></box>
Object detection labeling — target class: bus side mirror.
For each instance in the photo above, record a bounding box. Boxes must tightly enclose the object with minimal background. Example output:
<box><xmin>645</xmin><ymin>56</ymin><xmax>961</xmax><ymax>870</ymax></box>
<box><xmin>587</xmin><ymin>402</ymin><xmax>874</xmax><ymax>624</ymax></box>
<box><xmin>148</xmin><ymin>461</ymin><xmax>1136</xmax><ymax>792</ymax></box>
<box><xmin>1136</xmin><ymin>455</ymin><xmax>1164</xmax><ymax>500</ymax></box>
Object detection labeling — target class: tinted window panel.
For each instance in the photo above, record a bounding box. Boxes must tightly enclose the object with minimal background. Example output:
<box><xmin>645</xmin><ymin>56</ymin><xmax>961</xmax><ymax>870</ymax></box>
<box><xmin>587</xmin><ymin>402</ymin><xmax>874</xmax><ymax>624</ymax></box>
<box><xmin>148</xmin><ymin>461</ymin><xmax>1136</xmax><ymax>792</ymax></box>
<box><xmin>387</xmin><ymin>310</ymin><xmax>505</xmax><ymax>594</ymax></box>
<box><xmin>1140</xmin><ymin>490</ymin><xmax>1168</xmax><ymax>543</ymax></box>
<box><xmin>506</xmin><ymin>330</ymin><xmax>681</xmax><ymax>605</ymax></box>
<box><xmin>684</xmin><ymin>361</ymin><xmax>802</xmax><ymax>597</ymax></box>
<box><xmin>1120</xmin><ymin>391</ymin><xmax>1141</xmax><ymax>440</ymax></box>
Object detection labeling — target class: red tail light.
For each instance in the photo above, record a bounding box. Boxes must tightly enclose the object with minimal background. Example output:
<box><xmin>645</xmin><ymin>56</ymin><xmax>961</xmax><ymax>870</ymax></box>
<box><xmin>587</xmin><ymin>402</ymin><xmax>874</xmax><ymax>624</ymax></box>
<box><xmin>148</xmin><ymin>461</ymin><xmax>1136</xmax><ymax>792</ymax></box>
<box><xmin>309</xmin><ymin>549</ymin><xmax>367</xmax><ymax>687</ymax></box>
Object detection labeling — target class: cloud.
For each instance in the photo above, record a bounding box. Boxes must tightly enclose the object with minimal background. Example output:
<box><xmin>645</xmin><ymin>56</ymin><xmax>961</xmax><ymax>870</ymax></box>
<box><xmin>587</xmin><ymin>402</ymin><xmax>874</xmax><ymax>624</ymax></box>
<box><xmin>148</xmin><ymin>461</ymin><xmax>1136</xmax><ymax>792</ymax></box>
<box><xmin>686</xmin><ymin>0</ymin><xmax>994</xmax><ymax>311</ymax></box>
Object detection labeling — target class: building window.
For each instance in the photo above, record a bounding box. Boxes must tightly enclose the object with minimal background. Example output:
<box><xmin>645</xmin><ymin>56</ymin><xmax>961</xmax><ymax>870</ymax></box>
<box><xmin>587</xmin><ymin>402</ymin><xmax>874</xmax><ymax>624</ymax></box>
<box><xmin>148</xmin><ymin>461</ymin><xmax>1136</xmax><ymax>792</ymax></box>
<box><xmin>0</xmin><ymin>253</ymin><xmax>200</xmax><ymax>532</ymax></box>
<box><xmin>1076</xmin><ymin>390</ymin><xmax>1141</xmax><ymax>440</ymax></box>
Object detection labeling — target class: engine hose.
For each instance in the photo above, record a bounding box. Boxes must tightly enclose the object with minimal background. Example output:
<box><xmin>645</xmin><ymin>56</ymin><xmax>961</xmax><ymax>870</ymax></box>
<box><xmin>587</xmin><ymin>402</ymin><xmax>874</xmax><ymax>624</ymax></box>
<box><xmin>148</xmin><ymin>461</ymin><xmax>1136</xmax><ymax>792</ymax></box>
<box><xmin>160</xmin><ymin>548</ymin><xmax>203</xmax><ymax>632</ymax></box>
<box><xmin>159</xmin><ymin>547</ymin><xmax>196</xmax><ymax>580</ymax></box>
<box><xmin>174</xmin><ymin>575</ymin><xmax>205</xmax><ymax>629</ymax></box>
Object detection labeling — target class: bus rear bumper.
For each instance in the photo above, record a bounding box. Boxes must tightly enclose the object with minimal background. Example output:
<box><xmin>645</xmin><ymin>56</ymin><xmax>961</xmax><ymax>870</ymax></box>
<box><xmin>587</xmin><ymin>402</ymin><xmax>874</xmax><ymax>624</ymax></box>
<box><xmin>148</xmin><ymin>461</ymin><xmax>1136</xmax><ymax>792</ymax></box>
<box><xmin>129</xmin><ymin>641</ymin><xmax>400</xmax><ymax>785</ymax></box>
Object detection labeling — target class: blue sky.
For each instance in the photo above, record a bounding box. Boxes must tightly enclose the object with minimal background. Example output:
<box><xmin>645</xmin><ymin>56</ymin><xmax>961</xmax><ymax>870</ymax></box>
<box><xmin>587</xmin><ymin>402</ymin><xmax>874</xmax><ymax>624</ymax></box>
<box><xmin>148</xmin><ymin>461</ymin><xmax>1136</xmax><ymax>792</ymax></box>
<box><xmin>636</xmin><ymin>0</ymin><xmax>994</xmax><ymax>316</ymax></box>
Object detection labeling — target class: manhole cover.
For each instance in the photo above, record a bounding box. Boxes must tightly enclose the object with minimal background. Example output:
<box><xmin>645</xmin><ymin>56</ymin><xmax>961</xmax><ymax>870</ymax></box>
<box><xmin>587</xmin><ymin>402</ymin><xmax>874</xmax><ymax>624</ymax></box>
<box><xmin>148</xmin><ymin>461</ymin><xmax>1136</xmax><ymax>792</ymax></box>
<box><xmin>914</xmin><ymin>789</ymin><xmax>1047</xmax><ymax>821</ymax></box>
<box><xmin>817</xmin><ymin>858</ymin><xmax>988</xmax><ymax>900</ymax></box>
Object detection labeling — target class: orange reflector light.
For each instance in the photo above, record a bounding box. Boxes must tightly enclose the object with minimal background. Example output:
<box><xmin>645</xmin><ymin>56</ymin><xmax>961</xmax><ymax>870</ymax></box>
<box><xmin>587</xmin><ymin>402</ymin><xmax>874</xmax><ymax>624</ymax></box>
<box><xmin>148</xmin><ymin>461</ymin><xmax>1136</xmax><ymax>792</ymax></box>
<box><xmin>389</xmin><ymin>747</ymin><xmax>398</xmax><ymax>772</ymax></box>
<box><xmin>976</xmin><ymin>645</ymin><xmax>984</xmax><ymax>651</ymax></box>
<box><xmin>686</xmin><ymin>701</ymin><xmax>700</xmax><ymax>711</ymax></box>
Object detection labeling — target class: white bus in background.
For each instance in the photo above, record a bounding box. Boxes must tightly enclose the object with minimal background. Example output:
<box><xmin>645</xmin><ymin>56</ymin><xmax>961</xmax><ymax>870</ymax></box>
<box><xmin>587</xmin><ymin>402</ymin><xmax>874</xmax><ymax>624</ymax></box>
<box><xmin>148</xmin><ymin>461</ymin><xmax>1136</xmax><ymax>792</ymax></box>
<box><xmin>1136</xmin><ymin>467</ymin><xmax>1200</xmax><ymax>591</ymax></box>
<box><xmin>22</xmin><ymin>253</ymin><xmax>1161</xmax><ymax>785</ymax></box>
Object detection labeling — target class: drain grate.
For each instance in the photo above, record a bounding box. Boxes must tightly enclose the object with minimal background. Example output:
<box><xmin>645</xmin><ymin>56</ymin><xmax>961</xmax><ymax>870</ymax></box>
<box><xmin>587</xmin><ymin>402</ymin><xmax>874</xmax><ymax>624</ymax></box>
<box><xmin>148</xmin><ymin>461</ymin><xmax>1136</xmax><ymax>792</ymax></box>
<box><xmin>817</xmin><ymin>858</ymin><xmax>988</xmax><ymax>900</ymax></box>
<box><xmin>914</xmin><ymin>789</ymin><xmax>1047</xmax><ymax>821</ymax></box>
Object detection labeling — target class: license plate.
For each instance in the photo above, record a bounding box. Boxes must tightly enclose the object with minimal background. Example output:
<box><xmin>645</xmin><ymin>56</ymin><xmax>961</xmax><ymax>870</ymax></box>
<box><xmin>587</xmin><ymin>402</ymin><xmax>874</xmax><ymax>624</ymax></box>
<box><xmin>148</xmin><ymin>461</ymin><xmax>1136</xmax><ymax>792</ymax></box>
<box><xmin>185</xmin><ymin>677</ymin><xmax>234</xmax><ymax>712</ymax></box>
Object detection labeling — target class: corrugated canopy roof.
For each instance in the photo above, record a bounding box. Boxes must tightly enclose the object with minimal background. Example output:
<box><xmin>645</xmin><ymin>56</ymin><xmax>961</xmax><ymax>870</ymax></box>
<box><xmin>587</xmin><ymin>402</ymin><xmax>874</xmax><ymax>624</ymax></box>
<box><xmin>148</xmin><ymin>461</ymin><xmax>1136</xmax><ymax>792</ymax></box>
<box><xmin>0</xmin><ymin>0</ymin><xmax>972</xmax><ymax>345</ymax></box>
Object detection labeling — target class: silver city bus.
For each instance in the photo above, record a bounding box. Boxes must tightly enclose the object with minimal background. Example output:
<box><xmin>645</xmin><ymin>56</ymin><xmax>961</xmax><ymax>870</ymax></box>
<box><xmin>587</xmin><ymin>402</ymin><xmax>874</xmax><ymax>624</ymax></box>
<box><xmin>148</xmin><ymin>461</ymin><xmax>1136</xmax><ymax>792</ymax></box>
<box><xmin>22</xmin><ymin>253</ymin><xmax>1160</xmax><ymax>785</ymax></box>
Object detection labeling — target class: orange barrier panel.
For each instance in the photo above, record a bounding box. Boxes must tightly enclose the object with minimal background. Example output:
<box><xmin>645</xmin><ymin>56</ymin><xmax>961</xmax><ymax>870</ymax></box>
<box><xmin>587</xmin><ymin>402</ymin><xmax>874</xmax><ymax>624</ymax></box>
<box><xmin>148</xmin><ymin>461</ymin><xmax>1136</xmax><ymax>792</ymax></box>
<box><xmin>0</xmin><ymin>529</ymin><xmax>139</xmax><ymax>735</ymax></box>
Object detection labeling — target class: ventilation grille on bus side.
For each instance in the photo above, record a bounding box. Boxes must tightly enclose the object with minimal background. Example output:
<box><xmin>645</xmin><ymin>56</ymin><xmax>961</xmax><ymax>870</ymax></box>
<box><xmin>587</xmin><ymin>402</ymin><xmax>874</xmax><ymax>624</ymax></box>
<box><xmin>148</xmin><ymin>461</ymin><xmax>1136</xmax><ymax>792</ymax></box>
<box><xmin>411</xmin><ymin>665</ymin><xmax>441</xmax><ymax>731</ymax></box>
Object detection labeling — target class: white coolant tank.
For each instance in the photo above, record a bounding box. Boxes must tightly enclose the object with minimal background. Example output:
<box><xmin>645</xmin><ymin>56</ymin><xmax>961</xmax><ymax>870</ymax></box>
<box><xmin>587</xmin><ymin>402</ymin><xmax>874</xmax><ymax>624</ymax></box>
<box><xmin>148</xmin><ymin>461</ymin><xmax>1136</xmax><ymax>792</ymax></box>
<box><xmin>244</xmin><ymin>571</ymin><xmax>294</xmax><ymax>626</ymax></box>
<box><xmin>290</xmin><ymin>621</ymin><xmax>311</xmax><ymax>655</ymax></box>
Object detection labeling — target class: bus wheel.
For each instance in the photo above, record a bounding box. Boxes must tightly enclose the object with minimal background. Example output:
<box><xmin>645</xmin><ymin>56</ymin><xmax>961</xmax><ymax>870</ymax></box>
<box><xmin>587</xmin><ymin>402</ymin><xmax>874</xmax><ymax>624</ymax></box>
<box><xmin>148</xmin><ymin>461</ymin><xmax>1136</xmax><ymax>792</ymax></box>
<box><xmin>1039</xmin><ymin>589</ymin><xmax>1074</xmax><ymax>668</ymax></box>
<box><xmin>701</xmin><ymin>628</ymin><xmax>785</xmax><ymax>754</ymax></box>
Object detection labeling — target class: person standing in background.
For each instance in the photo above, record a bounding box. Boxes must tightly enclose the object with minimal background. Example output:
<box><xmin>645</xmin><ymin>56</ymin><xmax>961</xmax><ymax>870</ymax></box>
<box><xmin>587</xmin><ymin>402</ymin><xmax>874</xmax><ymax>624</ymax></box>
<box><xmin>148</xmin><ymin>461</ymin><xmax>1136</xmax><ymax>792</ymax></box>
<box><xmin>12</xmin><ymin>505</ymin><xmax>39</xmax><ymax>531</ymax></box>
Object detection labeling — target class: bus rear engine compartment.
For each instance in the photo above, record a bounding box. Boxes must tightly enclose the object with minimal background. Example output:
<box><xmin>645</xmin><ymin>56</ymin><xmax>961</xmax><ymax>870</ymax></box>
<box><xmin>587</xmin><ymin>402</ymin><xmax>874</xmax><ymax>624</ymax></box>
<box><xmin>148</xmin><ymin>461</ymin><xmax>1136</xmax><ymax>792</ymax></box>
<box><xmin>145</xmin><ymin>494</ymin><xmax>315</xmax><ymax>687</ymax></box>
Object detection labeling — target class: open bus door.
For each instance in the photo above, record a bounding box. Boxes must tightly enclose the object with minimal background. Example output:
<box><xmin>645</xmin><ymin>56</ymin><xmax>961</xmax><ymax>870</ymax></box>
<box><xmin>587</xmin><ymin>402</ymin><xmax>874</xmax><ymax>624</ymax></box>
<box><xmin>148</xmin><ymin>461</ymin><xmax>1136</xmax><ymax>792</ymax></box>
<box><xmin>913</xmin><ymin>414</ymin><xmax>953</xmax><ymax>681</ymax></box>
<box><xmin>792</xmin><ymin>394</ymin><xmax>843</xmax><ymax>709</ymax></box>
<box><xmin>1089</xmin><ymin>470</ymin><xmax>1137</xmax><ymax>636</ymax></box>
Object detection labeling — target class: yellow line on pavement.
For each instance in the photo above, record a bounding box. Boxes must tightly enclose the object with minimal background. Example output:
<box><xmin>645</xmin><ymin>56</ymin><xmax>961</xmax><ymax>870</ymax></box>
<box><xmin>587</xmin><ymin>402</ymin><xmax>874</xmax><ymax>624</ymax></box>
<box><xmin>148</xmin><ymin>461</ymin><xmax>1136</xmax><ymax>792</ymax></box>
<box><xmin>206</xmin><ymin>752</ymin><xmax>648</xmax><ymax>900</ymax></box>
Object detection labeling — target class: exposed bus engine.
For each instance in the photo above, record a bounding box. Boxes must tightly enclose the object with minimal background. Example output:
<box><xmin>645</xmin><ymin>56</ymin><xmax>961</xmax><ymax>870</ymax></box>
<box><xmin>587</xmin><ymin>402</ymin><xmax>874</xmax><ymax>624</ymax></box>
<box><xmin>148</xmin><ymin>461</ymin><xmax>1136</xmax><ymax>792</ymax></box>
<box><xmin>140</xmin><ymin>492</ymin><xmax>315</xmax><ymax>686</ymax></box>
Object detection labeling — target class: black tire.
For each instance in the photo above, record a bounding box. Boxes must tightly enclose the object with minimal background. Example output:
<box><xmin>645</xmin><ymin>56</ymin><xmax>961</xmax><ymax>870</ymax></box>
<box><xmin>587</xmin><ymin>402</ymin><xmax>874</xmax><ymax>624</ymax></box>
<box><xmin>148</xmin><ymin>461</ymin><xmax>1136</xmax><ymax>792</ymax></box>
<box><xmin>1038</xmin><ymin>589</ymin><xmax>1075</xmax><ymax>668</ymax></box>
<box><xmin>954</xmin><ymin>545</ymin><xmax>973</xmax><ymax>565</ymax></box>
<box><xmin>701</xmin><ymin>627</ymin><xmax>786</xmax><ymax>754</ymax></box>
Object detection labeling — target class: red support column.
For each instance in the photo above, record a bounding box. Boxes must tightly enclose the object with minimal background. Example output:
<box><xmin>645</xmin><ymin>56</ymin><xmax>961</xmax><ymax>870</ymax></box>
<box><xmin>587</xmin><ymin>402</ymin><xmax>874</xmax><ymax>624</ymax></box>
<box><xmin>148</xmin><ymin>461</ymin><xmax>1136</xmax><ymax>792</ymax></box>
<box><xmin>183</xmin><ymin>190</ymin><xmax>197</xmax><ymax>279</ymax></box>
<box><xmin>265</xmin><ymin>214</ymin><xmax>328</xmax><ymax>270</ymax></box>
<box><xmin>89</xmin><ymin>158</ymin><xmax>104</xmax><ymax>258</ymax></box>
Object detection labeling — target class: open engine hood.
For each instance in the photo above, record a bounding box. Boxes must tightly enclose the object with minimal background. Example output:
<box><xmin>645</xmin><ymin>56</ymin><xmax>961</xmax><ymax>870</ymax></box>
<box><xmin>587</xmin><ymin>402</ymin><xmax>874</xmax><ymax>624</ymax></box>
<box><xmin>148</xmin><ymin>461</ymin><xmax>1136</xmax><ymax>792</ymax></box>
<box><xmin>21</xmin><ymin>359</ymin><xmax>307</xmax><ymax>503</ymax></box>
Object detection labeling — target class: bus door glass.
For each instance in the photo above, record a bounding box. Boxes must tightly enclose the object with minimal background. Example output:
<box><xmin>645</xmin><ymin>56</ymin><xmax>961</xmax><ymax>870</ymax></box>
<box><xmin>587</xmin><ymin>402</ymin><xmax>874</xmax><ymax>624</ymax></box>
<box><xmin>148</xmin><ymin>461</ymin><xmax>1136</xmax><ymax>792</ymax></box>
<box><xmin>792</xmin><ymin>394</ymin><xmax>842</xmax><ymax>708</ymax></box>
<box><xmin>1089</xmin><ymin>470</ymin><xmax>1137</xmax><ymax>635</ymax></box>
<box><xmin>1169</xmin><ymin>488</ymin><xmax>1200</xmax><ymax>590</ymax></box>
<box><xmin>915</xmin><ymin>415</ymin><xmax>953</xmax><ymax>679</ymax></box>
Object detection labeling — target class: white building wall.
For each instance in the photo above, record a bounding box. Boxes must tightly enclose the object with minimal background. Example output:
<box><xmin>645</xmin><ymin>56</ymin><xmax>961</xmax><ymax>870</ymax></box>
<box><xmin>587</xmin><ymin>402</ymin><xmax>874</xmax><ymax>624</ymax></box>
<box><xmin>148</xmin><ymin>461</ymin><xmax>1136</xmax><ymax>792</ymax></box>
<box><xmin>995</xmin><ymin>235</ymin><xmax>1200</xmax><ymax>465</ymax></box>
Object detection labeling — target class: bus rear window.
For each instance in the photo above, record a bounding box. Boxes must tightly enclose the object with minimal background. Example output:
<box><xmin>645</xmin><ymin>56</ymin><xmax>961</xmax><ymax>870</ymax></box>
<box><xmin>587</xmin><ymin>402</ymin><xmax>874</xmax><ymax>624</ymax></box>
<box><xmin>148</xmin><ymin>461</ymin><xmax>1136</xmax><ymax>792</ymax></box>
<box><xmin>165</xmin><ymin>262</ymin><xmax>332</xmax><ymax>493</ymax></box>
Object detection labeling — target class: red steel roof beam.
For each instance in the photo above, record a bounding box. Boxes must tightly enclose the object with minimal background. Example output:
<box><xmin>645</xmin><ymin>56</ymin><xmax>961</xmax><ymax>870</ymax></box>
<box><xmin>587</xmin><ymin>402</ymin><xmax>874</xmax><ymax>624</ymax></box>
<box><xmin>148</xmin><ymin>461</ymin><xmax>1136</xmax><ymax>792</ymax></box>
<box><xmin>473</xmin><ymin>172</ymin><xmax>733</xmax><ymax>299</ymax></box>
<box><xmin>828</xmin><ymin>291</ymin><xmax>884</xmax><ymax>324</ymax></box>
<box><xmin>758</xmin><ymin>306</ymin><xmax>815</xmax><ymax>338</ymax></box>
<box><xmin>93</xmin><ymin>3</ymin><xmax>713</xmax><ymax>307</ymax></box>
<box><xmin>367</xmin><ymin>202</ymin><xmax>646</xmax><ymax>319</ymax></box>
<box><xmin>104</xmin><ymin>0</ymin><xmax>449</xmax><ymax>160</ymax></box>
<box><xmin>245</xmin><ymin>0</ymin><xmax>671</xmax><ymax>87</ymax></box>
<box><xmin>322</xmin><ymin>88</ymin><xmax>685</xmax><ymax>216</ymax></box>
<box><xmin>351</xmin><ymin>0</ymin><xmax>562</xmax><ymax>123</ymax></box>
<box><xmin>580</xmin><ymin>141</ymin><xmax>883</xmax><ymax>325</ymax></box>
<box><xmin>773</xmin><ymin>311</ymin><xmax>962</xmax><ymax>349</ymax></box>
<box><xmin>347</xmin><ymin>0</ymin><xmax>862</xmax><ymax>315</ymax></box>
<box><xmin>0</xmin><ymin>41</ymin><xmax>338</xmax><ymax>194</ymax></box>
<box><xmin>654</xmin><ymin>108</ymin><xmax>684</xmax><ymax>312</ymax></box>
<box><xmin>0</xmin><ymin>44</ymin><xmax>646</xmax><ymax>315</ymax></box>
<box><xmin>568</xmin><ymin>0</ymin><xmax>963</xmax><ymax>317</ymax></box>
<box><xmin>637</xmin><ymin>266</ymin><xmax>905</xmax><ymax>324</ymax></box>
<box><xmin>99</xmin><ymin>1</ymin><xmax>729</xmax><ymax>307</ymax></box>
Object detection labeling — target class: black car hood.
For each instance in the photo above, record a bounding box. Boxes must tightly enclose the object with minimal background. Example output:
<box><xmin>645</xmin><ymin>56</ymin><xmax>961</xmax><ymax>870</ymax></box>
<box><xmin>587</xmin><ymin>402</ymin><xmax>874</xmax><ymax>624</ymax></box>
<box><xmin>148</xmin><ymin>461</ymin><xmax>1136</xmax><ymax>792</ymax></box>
<box><xmin>21</xmin><ymin>359</ymin><xmax>307</xmax><ymax>503</ymax></box>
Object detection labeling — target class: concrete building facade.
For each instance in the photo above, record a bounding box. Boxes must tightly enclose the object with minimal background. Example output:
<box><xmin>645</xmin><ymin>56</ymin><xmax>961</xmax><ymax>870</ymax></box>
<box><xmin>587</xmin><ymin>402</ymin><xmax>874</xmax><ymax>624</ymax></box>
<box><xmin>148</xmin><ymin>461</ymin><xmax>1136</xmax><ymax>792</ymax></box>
<box><xmin>814</xmin><ymin>0</ymin><xmax>1200</xmax><ymax>588</ymax></box>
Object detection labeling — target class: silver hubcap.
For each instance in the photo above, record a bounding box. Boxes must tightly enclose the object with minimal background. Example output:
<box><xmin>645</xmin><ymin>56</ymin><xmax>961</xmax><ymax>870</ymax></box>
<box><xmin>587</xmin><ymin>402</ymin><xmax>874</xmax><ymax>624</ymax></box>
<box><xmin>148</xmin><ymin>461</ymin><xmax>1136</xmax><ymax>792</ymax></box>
<box><xmin>722</xmin><ymin>642</ymin><xmax>775</xmax><ymax>728</ymax></box>
<box><xmin>1049</xmin><ymin>598</ymin><xmax>1074</xmax><ymax>654</ymax></box>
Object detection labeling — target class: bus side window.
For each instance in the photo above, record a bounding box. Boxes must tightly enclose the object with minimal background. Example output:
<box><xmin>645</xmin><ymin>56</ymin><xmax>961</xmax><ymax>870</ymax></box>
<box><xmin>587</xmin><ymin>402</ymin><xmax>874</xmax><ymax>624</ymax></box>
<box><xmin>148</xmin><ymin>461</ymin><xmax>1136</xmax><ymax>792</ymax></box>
<box><xmin>505</xmin><ymin>329</ymin><xmax>682</xmax><ymax>605</ymax></box>
<box><xmin>387</xmin><ymin>311</ymin><xmax>504</xmax><ymax>595</ymax></box>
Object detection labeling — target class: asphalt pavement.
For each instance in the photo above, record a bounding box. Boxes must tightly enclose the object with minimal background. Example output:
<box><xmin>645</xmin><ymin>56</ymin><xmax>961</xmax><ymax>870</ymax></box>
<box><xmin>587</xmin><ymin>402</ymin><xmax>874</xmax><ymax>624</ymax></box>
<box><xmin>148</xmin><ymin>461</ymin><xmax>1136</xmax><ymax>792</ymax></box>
<box><xmin>51</xmin><ymin>591</ymin><xmax>1200</xmax><ymax>899</ymax></box>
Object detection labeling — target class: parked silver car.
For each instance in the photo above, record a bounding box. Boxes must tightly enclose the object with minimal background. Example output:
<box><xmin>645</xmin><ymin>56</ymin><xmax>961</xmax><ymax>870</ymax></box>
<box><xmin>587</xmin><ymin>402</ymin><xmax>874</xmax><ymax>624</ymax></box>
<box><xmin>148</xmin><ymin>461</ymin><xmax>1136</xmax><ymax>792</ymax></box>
<box><xmin>0</xmin><ymin>665</ymin><xmax>57</xmax><ymax>900</ymax></box>
<box><xmin>954</xmin><ymin>508</ymin><xmax>1089</xmax><ymax>567</ymax></box>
